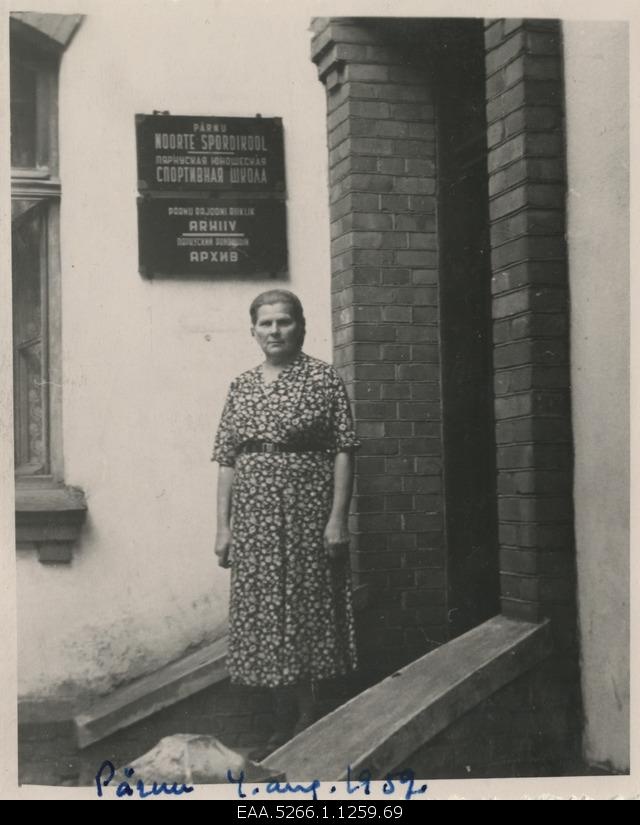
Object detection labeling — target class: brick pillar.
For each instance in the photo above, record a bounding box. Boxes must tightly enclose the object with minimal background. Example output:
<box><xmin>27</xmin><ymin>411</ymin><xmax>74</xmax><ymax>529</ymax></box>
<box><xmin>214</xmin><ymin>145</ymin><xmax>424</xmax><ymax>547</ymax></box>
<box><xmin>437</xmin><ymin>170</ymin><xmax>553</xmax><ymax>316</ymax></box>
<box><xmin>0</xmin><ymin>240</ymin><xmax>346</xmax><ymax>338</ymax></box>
<box><xmin>311</xmin><ymin>19</ymin><xmax>446</xmax><ymax>671</ymax></box>
<box><xmin>484</xmin><ymin>19</ymin><xmax>576</xmax><ymax>637</ymax></box>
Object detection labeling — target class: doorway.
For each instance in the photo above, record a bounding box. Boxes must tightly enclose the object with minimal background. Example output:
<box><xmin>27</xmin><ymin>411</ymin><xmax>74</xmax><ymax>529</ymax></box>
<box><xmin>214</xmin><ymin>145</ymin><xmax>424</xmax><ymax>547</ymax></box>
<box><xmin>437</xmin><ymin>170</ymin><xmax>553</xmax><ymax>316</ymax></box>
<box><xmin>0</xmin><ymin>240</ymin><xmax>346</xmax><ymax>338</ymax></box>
<box><xmin>435</xmin><ymin>19</ymin><xmax>500</xmax><ymax>637</ymax></box>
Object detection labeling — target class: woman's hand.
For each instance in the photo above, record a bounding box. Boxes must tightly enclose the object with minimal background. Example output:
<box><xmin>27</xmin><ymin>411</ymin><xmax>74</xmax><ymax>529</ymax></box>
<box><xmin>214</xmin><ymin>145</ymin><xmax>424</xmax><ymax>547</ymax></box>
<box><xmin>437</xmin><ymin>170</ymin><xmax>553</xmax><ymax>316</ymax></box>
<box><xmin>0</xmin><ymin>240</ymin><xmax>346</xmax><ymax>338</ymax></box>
<box><xmin>215</xmin><ymin>526</ymin><xmax>233</xmax><ymax>569</ymax></box>
<box><xmin>324</xmin><ymin>517</ymin><xmax>350</xmax><ymax>561</ymax></box>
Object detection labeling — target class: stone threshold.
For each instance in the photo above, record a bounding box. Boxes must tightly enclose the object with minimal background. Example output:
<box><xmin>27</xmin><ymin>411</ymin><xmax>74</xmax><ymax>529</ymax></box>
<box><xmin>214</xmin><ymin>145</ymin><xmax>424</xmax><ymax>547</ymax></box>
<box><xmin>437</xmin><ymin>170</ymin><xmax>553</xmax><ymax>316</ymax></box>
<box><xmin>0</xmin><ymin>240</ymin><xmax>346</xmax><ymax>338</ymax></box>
<box><xmin>262</xmin><ymin>615</ymin><xmax>553</xmax><ymax>780</ymax></box>
<box><xmin>73</xmin><ymin>582</ymin><xmax>372</xmax><ymax>749</ymax></box>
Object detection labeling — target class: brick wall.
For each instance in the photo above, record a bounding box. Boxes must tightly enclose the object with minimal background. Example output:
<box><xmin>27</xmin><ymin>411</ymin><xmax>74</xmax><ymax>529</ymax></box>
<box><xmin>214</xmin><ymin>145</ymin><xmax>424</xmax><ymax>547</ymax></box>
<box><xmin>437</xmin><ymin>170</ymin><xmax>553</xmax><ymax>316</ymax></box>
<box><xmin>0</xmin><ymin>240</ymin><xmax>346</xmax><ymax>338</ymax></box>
<box><xmin>312</xmin><ymin>15</ymin><xmax>577</xmax><ymax>666</ymax></box>
<box><xmin>398</xmin><ymin>657</ymin><xmax>583</xmax><ymax>779</ymax></box>
<box><xmin>310</xmin><ymin>16</ymin><xmax>582</xmax><ymax>776</ymax></box>
<box><xmin>312</xmin><ymin>19</ymin><xmax>447</xmax><ymax>675</ymax></box>
<box><xmin>400</xmin><ymin>18</ymin><xmax>581</xmax><ymax>778</ymax></box>
<box><xmin>483</xmin><ymin>19</ymin><xmax>576</xmax><ymax>644</ymax></box>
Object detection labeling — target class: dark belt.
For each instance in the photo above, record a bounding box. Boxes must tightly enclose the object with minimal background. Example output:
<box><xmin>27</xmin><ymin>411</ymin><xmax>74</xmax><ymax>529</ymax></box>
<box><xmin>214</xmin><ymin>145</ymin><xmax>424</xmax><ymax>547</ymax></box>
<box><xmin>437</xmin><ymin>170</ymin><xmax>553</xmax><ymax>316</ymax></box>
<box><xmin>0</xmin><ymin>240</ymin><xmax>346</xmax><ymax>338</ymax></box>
<box><xmin>239</xmin><ymin>440</ymin><xmax>328</xmax><ymax>455</ymax></box>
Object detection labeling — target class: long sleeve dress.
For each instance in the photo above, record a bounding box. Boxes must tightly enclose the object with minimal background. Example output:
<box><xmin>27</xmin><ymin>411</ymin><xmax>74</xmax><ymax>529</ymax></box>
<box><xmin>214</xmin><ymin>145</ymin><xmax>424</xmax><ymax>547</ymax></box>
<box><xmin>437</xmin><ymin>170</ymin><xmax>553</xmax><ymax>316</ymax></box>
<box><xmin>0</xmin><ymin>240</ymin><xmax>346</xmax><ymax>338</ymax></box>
<box><xmin>212</xmin><ymin>350</ymin><xmax>360</xmax><ymax>688</ymax></box>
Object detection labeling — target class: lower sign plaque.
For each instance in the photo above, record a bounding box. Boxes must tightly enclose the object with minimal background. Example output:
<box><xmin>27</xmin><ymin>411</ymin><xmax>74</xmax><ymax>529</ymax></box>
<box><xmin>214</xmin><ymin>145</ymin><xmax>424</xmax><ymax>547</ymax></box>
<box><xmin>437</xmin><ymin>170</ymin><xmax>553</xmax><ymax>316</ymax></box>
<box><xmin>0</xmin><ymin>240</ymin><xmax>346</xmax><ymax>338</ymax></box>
<box><xmin>138</xmin><ymin>197</ymin><xmax>287</xmax><ymax>277</ymax></box>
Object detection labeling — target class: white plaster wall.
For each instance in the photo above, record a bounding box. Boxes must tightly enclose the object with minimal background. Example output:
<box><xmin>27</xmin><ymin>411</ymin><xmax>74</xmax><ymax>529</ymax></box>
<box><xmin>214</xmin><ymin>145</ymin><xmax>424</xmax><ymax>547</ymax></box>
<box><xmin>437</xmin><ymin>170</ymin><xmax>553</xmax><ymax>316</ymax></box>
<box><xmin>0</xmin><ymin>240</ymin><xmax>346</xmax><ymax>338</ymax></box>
<box><xmin>15</xmin><ymin>0</ymin><xmax>332</xmax><ymax>701</ymax></box>
<box><xmin>564</xmin><ymin>21</ymin><xmax>629</xmax><ymax>771</ymax></box>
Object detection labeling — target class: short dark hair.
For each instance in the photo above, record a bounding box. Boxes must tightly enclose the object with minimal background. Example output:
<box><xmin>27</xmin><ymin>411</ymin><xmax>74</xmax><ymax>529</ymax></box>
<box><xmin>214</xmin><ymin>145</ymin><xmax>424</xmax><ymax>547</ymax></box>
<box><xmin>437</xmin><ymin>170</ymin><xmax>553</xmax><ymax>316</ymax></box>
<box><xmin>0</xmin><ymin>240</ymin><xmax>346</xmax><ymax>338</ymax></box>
<box><xmin>249</xmin><ymin>289</ymin><xmax>306</xmax><ymax>345</ymax></box>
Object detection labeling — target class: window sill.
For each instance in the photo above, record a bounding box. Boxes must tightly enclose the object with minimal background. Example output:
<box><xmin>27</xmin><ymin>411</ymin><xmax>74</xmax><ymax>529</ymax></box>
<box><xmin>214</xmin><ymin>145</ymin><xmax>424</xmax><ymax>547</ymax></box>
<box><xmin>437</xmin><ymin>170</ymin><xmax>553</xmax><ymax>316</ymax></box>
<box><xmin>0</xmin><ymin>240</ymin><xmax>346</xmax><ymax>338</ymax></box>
<box><xmin>15</xmin><ymin>484</ymin><xmax>87</xmax><ymax>563</ymax></box>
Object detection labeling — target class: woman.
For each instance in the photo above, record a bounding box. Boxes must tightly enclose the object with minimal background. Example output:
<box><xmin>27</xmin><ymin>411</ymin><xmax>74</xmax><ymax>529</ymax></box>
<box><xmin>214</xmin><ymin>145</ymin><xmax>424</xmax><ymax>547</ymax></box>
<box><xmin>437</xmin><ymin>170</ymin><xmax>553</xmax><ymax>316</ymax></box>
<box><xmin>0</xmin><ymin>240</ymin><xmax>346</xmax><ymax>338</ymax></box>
<box><xmin>212</xmin><ymin>289</ymin><xmax>359</xmax><ymax>757</ymax></box>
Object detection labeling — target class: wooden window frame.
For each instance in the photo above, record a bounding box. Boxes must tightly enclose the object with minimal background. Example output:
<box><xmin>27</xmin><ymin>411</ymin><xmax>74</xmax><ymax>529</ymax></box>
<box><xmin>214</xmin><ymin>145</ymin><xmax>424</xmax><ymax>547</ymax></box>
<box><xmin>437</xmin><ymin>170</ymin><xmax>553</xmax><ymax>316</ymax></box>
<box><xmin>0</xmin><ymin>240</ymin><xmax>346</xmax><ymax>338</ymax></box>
<box><xmin>11</xmin><ymin>15</ymin><xmax>86</xmax><ymax>563</ymax></box>
<box><xmin>11</xmin><ymin>46</ymin><xmax>62</xmax><ymax>482</ymax></box>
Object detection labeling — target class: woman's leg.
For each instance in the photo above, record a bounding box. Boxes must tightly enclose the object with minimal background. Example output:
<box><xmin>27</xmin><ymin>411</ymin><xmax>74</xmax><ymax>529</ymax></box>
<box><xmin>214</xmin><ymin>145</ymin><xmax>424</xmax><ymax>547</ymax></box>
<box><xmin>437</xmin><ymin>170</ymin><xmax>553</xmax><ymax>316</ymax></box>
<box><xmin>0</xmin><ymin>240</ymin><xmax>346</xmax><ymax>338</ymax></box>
<box><xmin>249</xmin><ymin>685</ymin><xmax>295</xmax><ymax>762</ymax></box>
<box><xmin>268</xmin><ymin>680</ymin><xmax>318</xmax><ymax>745</ymax></box>
<box><xmin>271</xmin><ymin>684</ymin><xmax>296</xmax><ymax>744</ymax></box>
<box><xmin>250</xmin><ymin>681</ymin><xmax>318</xmax><ymax>762</ymax></box>
<box><xmin>292</xmin><ymin>680</ymin><xmax>317</xmax><ymax>736</ymax></box>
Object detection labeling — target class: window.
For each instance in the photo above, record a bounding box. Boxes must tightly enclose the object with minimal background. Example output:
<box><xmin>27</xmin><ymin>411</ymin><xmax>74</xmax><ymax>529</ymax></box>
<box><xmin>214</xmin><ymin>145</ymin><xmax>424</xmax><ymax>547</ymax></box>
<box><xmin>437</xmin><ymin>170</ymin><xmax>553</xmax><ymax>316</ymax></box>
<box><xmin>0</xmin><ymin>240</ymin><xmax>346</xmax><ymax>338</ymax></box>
<box><xmin>11</xmin><ymin>43</ymin><xmax>60</xmax><ymax>479</ymax></box>
<box><xmin>11</xmin><ymin>13</ymin><xmax>86</xmax><ymax>563</ymax></box>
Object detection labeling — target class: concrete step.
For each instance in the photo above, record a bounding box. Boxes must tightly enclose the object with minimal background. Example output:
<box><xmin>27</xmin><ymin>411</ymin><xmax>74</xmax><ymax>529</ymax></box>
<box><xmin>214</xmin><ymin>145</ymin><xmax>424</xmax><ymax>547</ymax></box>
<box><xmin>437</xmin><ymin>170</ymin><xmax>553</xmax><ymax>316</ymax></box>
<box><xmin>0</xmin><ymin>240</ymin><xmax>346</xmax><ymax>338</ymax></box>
<box><xmin>262</xmin><ymin>615</ymin><xmax>553</xmax><ymax>781</ymax></box>
<box><xmin>74</xmin><ymin>635</ymin><xmax>229</xmax><ymax>748</ymax></box>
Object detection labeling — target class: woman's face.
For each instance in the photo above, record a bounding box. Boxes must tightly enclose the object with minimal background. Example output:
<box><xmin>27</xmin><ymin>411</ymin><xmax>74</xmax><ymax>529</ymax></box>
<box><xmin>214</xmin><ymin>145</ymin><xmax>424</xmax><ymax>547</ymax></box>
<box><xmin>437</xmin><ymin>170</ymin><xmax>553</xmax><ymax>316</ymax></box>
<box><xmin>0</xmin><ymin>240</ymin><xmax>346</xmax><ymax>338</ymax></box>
<box><xmin>251</xmin><ymin>302</ymin><xmax>302</xmax><ymax>362</ymax></box>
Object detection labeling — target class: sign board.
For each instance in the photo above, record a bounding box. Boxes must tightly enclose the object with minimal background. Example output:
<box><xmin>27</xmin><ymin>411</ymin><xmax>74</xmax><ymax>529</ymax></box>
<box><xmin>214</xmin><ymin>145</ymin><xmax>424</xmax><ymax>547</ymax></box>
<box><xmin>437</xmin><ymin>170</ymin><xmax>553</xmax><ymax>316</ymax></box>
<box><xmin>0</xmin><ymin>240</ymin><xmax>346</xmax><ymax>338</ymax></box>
<box><xmin>138</xmin><ymin>197</ymin><xmax>288</xmax><ymax>277</ymax></box>
<box><xmin>136</xmin><ymin>114</ymin><xmax>285</xmax><ymax>193</ymax></box>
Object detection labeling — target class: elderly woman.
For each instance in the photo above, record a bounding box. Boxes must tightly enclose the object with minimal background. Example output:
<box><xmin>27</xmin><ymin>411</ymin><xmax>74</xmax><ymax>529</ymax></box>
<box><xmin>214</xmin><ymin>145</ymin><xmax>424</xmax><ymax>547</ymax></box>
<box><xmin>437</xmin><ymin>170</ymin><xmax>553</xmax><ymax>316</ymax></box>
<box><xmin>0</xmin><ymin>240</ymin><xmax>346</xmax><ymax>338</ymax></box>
<box><xmin>212</xmin><ymin>289</ymin><xmax>359</xmax><ymax>757</ymax></box>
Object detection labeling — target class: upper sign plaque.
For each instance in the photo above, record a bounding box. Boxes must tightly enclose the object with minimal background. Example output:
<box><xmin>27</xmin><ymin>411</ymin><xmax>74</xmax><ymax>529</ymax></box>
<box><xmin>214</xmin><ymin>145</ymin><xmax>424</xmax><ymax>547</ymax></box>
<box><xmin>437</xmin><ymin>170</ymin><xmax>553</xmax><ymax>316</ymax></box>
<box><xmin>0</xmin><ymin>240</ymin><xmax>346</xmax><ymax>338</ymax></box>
<box><xmin>136</xmin><ymin>114</ymin><xmax>285</xmax><ymax>192</ymax></box>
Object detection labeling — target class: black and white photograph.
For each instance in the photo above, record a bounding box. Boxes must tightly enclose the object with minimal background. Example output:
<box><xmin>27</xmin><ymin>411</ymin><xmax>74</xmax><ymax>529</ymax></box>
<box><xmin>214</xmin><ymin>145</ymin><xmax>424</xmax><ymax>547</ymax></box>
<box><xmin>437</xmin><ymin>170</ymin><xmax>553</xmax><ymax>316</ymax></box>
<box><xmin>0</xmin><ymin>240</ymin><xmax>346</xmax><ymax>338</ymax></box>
<box><xmin>0</xmin><ymin>0</ymin><xmax>635</xmax><ymax>801</ymax></box>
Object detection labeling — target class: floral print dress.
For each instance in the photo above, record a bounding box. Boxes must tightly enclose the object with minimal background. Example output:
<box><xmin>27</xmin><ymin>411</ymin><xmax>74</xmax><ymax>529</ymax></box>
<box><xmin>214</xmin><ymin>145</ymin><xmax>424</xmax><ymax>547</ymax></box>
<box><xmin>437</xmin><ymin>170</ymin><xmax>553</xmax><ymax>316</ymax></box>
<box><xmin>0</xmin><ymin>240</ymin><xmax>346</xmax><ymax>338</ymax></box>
<box><xmin>212</xmin><ymin>351</ymin><xmax>360</xmax><ymax>688</ymax></box>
